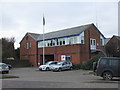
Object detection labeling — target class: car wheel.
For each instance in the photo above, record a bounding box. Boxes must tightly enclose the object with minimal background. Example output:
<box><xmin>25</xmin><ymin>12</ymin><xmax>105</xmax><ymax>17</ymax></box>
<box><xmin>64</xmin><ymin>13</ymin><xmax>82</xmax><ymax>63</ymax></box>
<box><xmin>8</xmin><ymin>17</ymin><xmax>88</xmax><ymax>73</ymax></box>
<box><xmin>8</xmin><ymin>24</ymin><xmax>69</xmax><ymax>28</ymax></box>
<box><xmin>8</xmin><ymin>66</ymin><xmax>11</xmax><ymax>70</ymax></box>
<box><xmin>6</xmin><ymin>71</ymin><xmax>9</xmax><ymax>74</ymax></box>
<box><xmin>103</xmin><ymin>72</ymin><xmax>113</xmax><ymax>80</ymax></box>
<box><xmin>70</xmin><ymin>67</ymin><xmax>73</xmax><ymax>70</ymax></box>
<box><xmin>58</xmin><ymin>68</ymin><xmax>62</xmax><ymax>72</ymax></box>
<box><xmin>46</xmin><ymin>67</ymin><xmax>49</xmax><ymax>71</ymax></box>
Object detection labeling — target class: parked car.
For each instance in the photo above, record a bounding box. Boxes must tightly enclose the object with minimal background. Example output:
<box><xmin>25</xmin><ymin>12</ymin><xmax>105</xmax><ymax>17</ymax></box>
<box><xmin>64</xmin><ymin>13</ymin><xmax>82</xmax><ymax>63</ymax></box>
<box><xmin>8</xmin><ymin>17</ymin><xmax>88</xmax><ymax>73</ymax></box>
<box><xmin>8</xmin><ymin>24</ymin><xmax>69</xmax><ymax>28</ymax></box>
<box><xmin>94</xmin><ymin>57</ymin><xmax>120</xmax><ymax>80</ymax></box>
<box><xmin>6</xmin><ymin>57</ymin><xmax>15</xmax><ymax>60</ymax></box>
<box><xmin>51</xmin><ymin>61</ymin><xmax>73</xmax><ymax>72</ymax></box>
<box><xmin>0</xmin><ymin>63</ymin><xmax>9</xmax><ymax>74</ymax></box>
<box><xmin>7</xmin><ymin>64</ymin><xmax>12</xmax><ymax>70</ymax></box>
<box><xmin>39</xmin><ymin>61</ymin><xmax>59</xmax><ymax>71</ymax></box>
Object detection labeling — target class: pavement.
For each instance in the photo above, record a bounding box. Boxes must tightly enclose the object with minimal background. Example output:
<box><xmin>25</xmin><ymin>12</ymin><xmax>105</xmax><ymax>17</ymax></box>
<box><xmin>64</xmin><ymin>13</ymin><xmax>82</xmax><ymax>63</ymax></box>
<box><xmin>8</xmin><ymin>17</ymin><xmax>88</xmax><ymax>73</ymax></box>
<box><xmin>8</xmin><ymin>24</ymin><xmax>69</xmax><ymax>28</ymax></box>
<box><xmin>1</xmin><ymin>67</ymin><xmax>120</xmax><ymax>89</ymax></box>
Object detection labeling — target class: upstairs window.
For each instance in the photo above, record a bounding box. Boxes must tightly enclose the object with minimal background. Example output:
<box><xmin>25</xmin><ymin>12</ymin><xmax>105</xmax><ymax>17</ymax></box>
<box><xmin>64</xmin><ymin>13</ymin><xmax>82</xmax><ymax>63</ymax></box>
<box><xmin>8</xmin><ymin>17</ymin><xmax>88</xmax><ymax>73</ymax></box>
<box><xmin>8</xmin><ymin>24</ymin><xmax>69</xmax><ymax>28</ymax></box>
<box><xmin>91</xmin><ymin>39</ymin><xmax>96</xmax><ymax>46</ymax></box>
<box><xmin>26</xmin><ymin>36</ymin><xmax>28</xmax><ymax>40</ymax></box>
<box><xmin>100</xmin><ymin>35</ymin><xmax>105</xmax><ymax>46</ymax></box>
<box><xmin>26</xmin><ymin>43</ymin><xmax>29</xmax><ymax>49</ymax></box>
<box><xmin>81</xmin><ymin>36</ymin><xmax>84</xmax><ymax>44</ymax></box>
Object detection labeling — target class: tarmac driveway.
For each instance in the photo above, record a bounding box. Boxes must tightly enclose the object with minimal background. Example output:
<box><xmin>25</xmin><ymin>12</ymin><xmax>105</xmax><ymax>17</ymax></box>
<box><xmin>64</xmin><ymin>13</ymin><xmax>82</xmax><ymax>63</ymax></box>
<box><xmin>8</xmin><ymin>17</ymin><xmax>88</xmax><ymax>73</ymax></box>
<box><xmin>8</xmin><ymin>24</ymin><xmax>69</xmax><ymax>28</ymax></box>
<box><xmin>2</xmin><ymin>67</ymin><xmax>120</xmax><ymax>88</ymax></box>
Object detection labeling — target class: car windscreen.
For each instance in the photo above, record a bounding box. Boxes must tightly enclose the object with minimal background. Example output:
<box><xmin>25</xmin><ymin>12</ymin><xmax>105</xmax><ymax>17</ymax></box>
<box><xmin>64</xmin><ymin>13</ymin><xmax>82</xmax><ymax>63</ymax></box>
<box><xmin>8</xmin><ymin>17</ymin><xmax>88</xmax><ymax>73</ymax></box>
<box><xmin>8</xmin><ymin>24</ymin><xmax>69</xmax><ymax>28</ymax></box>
<box><xmin>57</xmin><ymin>62</ymin><xmax>63</xmax><ymax>65</ymax></box>
<box><xmin>46</xmin><ymin>61</ymin><xmax>58</xmax><ymax>65</ymax></box>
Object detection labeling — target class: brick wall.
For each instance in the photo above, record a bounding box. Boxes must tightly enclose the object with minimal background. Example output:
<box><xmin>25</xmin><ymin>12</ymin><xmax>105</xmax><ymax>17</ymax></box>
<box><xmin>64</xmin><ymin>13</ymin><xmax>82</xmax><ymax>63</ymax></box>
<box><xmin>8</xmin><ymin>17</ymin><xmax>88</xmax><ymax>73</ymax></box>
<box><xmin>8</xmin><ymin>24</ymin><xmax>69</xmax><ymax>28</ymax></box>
<box><xmin>20</xmin><ymin>33</ymin><xmax>37</xmax><ymax>66</ymax></box>
<box><xmin>20</xmin><ymin>24</ymin><xmax>103</xmax><ymax>66</ymax></box>
<box><xmin>37</xmin><ymin>25</ymin><xmax>102</xmax><ymax>65</ymax></box>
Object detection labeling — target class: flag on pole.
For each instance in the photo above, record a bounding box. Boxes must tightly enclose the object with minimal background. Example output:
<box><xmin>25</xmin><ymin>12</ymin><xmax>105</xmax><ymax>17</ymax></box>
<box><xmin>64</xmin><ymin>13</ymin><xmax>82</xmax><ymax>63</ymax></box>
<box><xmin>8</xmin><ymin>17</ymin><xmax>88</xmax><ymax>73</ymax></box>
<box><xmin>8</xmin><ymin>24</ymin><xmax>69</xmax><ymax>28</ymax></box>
<box><xmin>43</xmin><ymin>16</ymin><xmax>45</xmax><ymax>26</ymax></box>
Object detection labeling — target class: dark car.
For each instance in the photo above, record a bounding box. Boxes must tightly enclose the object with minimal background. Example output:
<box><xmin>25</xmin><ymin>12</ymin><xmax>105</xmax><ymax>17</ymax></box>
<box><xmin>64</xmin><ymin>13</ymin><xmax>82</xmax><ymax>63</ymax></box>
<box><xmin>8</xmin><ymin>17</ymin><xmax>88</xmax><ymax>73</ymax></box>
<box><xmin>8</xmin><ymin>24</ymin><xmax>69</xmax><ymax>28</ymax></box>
<box><xmin>94</xmin><ymin>57</ymin><xmax>120</xmax><ymax>80</ymax></box>
<box><xmin>7</xmin><ymin>64</ymin><xmax>12</xmax><ymax>70</ymax></box>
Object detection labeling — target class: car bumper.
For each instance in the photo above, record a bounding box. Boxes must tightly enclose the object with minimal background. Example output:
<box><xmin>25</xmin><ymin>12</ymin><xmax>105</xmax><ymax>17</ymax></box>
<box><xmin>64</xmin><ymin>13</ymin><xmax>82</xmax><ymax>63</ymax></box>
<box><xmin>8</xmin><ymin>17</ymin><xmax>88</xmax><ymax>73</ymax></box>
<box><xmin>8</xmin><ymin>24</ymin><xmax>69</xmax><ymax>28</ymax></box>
<box><xmin>51</xmin><ymin>68</ymin><xmax>59</xmax><ymax>71</ymax></box>
<box><xmin>0</xmin><ymin>70</ymin><xmax>9</xmax><ymax>74</ymax></box>
<box><xmin>39</xmin><ymin>67</ymin><xmax>46</xmax><ymax>71</ymax></box>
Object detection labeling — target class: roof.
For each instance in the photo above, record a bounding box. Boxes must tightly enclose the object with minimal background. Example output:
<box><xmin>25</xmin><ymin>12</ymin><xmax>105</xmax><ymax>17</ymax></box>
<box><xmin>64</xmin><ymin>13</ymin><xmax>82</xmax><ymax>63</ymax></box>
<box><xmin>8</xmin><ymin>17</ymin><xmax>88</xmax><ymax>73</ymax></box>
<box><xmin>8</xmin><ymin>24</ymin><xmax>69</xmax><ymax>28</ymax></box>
<box><xmin>105</xmin><ymin>35</ymin><xmax>120</xmax><ymax>45</ymax></box>
<box><xmin>37</xmin><ymin>24</ymin><xmax>92</xmax><ymax>41</ymax></box>
<box><xmin>114</xmin><ymin>35</ymin><xmax>120</xmax><ymax>41</ymax></box>
<box><xmin>104</xmin><ymin>38</ymin><xmax>111</xmax><ymax>45</ymax></box>
<box><xmin>20</xmin><ymin>23</ymin><xmax>105</xmax><ymax>42</ymax></box>
<box><xmin>28</xmin><ymin>32</ymin><xmax>41</xmax><ymax>40</ymax></box>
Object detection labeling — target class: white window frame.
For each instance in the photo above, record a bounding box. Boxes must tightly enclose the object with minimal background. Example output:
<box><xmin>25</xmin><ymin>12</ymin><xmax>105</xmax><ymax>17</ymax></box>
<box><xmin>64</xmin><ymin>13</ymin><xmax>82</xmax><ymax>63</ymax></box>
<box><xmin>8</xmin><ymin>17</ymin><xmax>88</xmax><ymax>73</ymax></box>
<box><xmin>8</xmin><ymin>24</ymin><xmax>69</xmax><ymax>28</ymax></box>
<box><xmin>100</xmin><ymin>35</ymin><xmax>105</xmax><ymax>46</ymax></box>
<box><xmin>90</xmin><ymin>39</ymin><xmax>96</xmax><ymax>49</ymax></box>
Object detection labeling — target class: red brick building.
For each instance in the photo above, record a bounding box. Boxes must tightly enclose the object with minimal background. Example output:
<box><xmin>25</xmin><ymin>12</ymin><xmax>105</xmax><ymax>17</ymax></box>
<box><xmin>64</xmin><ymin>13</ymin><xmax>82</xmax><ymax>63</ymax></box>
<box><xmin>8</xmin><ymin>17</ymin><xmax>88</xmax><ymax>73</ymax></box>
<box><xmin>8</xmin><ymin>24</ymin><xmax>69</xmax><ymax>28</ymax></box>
<box><xmin>20</xmin><ymin>23</ymin><xmax>105</xmax><ymax>66</ymax></box>
<box><xmin>105</xmin><ymin>35</ymin><xmax>120</xmax><ymax>57</ymax></box>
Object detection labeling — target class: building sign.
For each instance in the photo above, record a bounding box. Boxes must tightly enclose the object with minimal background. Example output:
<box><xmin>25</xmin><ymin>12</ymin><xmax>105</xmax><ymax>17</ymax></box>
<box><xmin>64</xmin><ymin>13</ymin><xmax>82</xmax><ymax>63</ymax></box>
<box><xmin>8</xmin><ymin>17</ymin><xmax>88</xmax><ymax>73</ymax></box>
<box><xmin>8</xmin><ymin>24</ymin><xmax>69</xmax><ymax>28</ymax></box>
<box><xmin>61</xmin><ymin>55</ymin><xmax>66</xmax><ymax>61</ymax></box>
<box><xmin>66</xmin><ymin>56</ymin><xmax>71</xmax><ymax>61</ymax></box>
<box><xmin>61</xmin><ymin>55</ymin><xmax>71</xmax><ymax>61</ymax></box>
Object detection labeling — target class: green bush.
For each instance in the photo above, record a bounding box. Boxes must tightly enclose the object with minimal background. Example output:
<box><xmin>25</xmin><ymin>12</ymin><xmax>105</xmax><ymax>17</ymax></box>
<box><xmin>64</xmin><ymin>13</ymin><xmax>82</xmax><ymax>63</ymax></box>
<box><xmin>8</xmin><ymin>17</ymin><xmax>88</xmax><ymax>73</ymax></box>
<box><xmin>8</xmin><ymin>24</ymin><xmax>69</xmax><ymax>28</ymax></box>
<box><xmin>81</xmin><ymin>55</ymin><xmax>103</xmax><ymax>70</ymax></box>
<box><xmin>72</xmin><ymin>63</ymin><xmax>81</xmax><ymax>70</ymax></box>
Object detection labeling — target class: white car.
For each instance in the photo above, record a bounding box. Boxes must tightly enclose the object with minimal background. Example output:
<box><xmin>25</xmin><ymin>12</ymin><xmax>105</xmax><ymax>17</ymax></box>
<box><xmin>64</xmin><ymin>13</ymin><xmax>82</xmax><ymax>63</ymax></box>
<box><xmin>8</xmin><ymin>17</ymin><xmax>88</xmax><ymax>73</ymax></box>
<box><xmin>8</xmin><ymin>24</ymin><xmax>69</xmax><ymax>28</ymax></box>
<box><xmin>51</xmin><ymin>61</ymin><xmax>73</xmax><ymax>72</ymax></box>
<box><xmin>0</xmin><ymin>63</ymin><xmax>9</xmax><ymax>74</ymax></box>
<box><xmin>39</xmin><ymin>61</ymin><xmax>59</xmax><ymax>71</ymax></box>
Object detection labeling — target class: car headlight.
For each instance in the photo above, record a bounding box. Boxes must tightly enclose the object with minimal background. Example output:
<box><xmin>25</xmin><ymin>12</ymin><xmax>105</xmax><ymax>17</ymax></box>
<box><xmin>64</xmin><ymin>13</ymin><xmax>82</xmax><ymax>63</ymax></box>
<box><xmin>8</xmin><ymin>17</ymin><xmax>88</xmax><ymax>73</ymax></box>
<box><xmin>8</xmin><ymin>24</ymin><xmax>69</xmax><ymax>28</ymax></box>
<box><xmin>6</xmin><ymin>66</ymin><xmax>9</xmax><ymax>69</ymax></box>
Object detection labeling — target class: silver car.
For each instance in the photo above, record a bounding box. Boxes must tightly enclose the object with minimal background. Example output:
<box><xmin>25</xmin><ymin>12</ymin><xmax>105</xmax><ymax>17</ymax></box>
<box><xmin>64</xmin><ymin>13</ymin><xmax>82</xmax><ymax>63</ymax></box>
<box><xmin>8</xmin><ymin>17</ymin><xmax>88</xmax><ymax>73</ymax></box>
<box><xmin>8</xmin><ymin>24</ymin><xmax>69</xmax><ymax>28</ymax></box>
<box><xmin>39</xmin><ymin>61</ymin><xmax>59</xmax><ymax>71</ymax></box>
<box><xmin>0</xmin><ymin>63</ymin><xmax>9</xmax><ymax>74</ymax></box>
<box><xmin>51</xmin><ymin>61</ymin><xmax>73</xmax><ymax>72</ymax></box>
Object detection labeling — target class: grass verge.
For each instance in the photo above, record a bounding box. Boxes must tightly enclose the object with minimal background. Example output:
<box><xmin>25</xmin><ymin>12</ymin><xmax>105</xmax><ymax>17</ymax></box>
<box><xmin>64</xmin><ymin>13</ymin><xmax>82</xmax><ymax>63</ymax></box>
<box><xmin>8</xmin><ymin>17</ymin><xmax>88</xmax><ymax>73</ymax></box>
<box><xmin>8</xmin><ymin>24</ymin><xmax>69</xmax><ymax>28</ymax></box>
<box><xmin>0</xmin><ymin>74</ymin><xmax>19</xmax><ymax>79</ymax></box>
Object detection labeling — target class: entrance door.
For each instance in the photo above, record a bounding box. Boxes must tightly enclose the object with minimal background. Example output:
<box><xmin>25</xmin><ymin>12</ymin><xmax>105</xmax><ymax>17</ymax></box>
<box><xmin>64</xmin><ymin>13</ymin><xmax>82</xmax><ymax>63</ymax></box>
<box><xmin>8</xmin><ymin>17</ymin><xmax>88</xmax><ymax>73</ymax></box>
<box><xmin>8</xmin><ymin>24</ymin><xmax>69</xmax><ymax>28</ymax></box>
<box><xmin>40</xmin><ymin>55</ymin><xmax>54</xmax><ymax>65</ymax></box>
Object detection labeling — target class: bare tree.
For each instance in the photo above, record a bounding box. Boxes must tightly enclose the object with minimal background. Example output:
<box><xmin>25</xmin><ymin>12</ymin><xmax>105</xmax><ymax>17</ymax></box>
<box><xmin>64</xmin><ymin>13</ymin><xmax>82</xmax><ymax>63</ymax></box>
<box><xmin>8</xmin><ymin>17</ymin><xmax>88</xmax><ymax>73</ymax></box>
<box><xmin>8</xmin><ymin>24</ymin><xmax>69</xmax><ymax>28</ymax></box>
<box><xmin>1</xmin><ymin>37</ymin><xmax>15</xmax><ymax>60</ymax></box>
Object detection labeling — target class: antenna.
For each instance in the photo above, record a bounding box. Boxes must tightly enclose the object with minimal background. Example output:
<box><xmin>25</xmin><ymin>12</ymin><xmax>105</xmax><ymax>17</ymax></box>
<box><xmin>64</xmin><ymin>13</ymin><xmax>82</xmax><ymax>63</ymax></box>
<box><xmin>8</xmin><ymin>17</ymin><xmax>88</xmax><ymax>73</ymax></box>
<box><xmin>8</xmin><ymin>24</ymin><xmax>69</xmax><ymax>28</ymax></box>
<box><xmin>95</xmin><ymin>2</ymin><xmax>98</xmax><ymax>28</ymax></box>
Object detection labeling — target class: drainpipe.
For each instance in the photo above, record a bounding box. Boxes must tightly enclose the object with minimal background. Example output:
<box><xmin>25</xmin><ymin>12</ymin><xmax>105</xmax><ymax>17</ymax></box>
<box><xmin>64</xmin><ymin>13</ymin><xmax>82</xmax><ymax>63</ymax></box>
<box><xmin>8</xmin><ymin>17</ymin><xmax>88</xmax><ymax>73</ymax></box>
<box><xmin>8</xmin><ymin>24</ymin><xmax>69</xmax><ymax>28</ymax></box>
<box><xmin>36</xmin><ymin>41</ymin><xmax>38</xmax><ymax>66</ymax></box>
<box><xmin>88</xmin><ymin>30</ymin><xmax>91</xmax><ymax>59</ymax></box>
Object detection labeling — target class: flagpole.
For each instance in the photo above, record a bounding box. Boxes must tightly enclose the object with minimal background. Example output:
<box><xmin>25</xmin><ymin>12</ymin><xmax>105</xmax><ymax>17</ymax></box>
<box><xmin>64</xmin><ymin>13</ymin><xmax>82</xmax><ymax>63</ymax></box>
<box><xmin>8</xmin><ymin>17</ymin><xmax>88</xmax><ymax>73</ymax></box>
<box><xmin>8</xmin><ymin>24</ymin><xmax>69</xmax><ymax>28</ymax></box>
<box><xmin>43</xmin><ymin>15</ymin><xmax>45</xmax><ymax>65</ymax></box>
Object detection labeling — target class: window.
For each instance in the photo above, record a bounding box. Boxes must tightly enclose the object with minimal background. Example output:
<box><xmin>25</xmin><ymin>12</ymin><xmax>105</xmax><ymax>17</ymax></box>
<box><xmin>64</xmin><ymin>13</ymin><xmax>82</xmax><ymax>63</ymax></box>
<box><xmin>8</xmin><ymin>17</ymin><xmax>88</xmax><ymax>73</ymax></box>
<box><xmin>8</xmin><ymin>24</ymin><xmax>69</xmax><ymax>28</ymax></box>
<box><xmin>100</xmin><ymin>39</ymin><xmax>103</xmax><ymax>46</ymax></box>
<box><xmin>81</xmin><ymin>36</ymin><xmax>84</xmax><ymax>44</ymax></box>
<box><xmin>57</xmin><ymin>38</ymin><xmax>66</xmax><ymax>46</ymax></box>
<box><xmin>63</xmin><ymin>40</ymin><xmax>65</xmax><ymax>45</ymax></box>
<box><xmin>50</xmin><ymin>40</ymin><xmax>52</xmax><ymax>46</ymax></box>
<box><xmin>56</xmin><ymin>39</ymin><xmax>59</xmax><ymax>46</ymax></box>
<box><xmin>52</xmin><ymin>40</ymin><xmax>56</xmax><ymax>46</ymax></box>
<box><xmin>91</xmin><ymin>39</ymin><xmax>96</xmax><ymax>46</ymax></box>
<box><xmin>26</xmin><ymin>43</ymin><xmax>29</xmax><ymax>49</ymax></box>
<box><xmin>29</xmin><ymin>42</ymin><xmax>32</xmax><ymax>47</ymax></box>
<box><xmin>80</xmin><ymin>32</ymin><xmax>84</xmax><ymax>44</ymax></box>
<box><xmin>38</xmin><ymin>41</ymin><xmax>43</xmax><ymax>47</ymax></box>
<box><xmin>90</xmin><ymin>39</ymin><xmax>96</xmax><ymax>49</ymax></box>
<box><xmin>109</xmin><ymin>59</ymin><xmax>119</xmax><ymax>66</ymax></box>
<box><xmin>63</xmin><ymin>38</ymin><xmax>65</xmax><ymax>45</ymax></box>
<box><xmin>69</xmin><ymin>37</ymin><xmax>74</xmax><ymax>44</ymax></box>
<box><xmin>100</xmin><ymin>35</ymin><xmax>104</xmax><ymax>46</ymax></box>
<box><xmin>100</xmin><ymin>59</ymin><xmax>107</xmax><ymax>65</ymax></box>
<box><xmin>73</xmin><ymin>36</ymin><xmax>77</xmax><ymax>44</ymax></box>
<box><xmin>26</xmin><ymin>36</ymin><xmax>28</xmax><ymax>40</ymax></box>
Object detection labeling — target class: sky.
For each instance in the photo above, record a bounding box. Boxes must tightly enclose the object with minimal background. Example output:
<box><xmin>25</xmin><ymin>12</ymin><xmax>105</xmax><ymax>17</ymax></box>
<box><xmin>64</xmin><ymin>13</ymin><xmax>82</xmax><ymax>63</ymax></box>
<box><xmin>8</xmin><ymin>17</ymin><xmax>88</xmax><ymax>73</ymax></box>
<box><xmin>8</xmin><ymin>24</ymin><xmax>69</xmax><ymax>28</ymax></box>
<box><xmin>0</xmin><ymin>0</ymin><xmax>119</xmax><ymax>49</ymax></box>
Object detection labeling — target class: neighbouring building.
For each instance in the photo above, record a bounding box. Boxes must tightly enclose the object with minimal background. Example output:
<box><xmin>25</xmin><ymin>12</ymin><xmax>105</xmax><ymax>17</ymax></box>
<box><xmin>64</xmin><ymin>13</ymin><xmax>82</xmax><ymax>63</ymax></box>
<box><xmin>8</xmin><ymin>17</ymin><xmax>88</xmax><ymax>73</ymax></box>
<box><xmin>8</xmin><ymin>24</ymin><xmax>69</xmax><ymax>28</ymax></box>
<box><xmin>20</xmin><ymin>23</ymin><xmax>106</xmax><ymax>66</ymax></box>
<box><xmin>105</xmin><ymin>35</ymin><xmax>120</xmax><ymax>57</ymax></box>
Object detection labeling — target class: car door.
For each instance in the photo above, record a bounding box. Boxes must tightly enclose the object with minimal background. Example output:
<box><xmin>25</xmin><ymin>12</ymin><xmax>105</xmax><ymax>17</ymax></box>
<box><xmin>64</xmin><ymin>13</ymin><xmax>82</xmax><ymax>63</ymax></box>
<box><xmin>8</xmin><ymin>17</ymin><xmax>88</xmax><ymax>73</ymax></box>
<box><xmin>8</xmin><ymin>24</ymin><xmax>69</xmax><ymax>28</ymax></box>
<box><xmin>98</xmin><ymin>58</ymin><xmax>108</xmax><ymax>74</ymax></box>
<box><xmin>66</xmin><ymin>62</ymin><xmax>70</xmax><ymax>69</ymax></box>
<box><xmin>62</xmin><ymin>62</ymin><xmax>67</xmax><ymax>70</ymax></box>
<box><xmin>109</xmin><ymin>59</ymin><xmax>119</xmax><ymax>76</ymax></box>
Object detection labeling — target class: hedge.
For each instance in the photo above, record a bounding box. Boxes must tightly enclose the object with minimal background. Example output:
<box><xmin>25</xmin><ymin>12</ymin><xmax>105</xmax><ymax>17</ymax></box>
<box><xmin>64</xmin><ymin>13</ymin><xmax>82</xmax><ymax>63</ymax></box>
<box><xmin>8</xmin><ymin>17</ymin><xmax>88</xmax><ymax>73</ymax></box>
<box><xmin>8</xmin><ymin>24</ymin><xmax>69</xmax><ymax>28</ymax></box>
<box><xmin>81</xmin><ymin>55</ymin><xmax>103</xmax><ymax>70</ymax></box>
